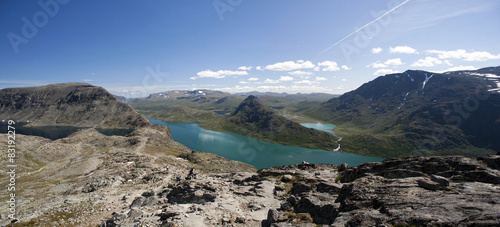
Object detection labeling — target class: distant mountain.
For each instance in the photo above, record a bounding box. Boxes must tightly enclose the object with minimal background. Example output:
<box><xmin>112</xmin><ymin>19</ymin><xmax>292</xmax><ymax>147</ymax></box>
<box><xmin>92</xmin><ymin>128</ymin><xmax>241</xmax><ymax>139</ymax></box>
<box><xmin>114</xmin><ymin>95</ymin><xmax>128</xmax><ymax>103</ymax></box>
<box><xmin>235</xmin><ymin>91</ymin><xmax>339</xmax><ymax>102</ymax></box>
<box><xmin>204</xmin><ymin>95</ymin><xmax>339</xmax><ymax>150</ymax></box>
<box><xmin>0</xmin><ymin>83</ymin><xmax>152</xmax><ymax>128</ymax></box>
<box><xmin>313</xmin><ymin>66</ymin><xmax>500</xmax><ymax>156</ymax></box>
<box><xmin>146</xmin><ymin>89</ymin><xmax>228</xmax><ymax>100</ymax></box>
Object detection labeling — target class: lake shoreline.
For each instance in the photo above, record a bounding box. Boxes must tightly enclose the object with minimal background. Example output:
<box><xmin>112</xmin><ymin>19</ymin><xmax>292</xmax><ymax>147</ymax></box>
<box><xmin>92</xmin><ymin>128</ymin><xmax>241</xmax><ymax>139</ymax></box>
<box><xmin>149</xmin><ymin>118</ymin><xmax>384</xmax><ymax>169</ymax></box>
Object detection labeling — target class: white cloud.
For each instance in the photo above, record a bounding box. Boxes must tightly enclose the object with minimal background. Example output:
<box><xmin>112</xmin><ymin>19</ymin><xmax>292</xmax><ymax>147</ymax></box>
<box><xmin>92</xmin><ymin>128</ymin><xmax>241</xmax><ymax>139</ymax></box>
<box><xmin>341</xmin><ymin>78</ymin><xmax>347</xmax><ymax>82</ymax></box>
<box><xmin>444</xmin><ymin>65</ymin><xmax>477</xmax><ymax>72</ymax></box>
<box><xmin>315</xmin><ymin>77</ymin><xmax>327</xmax><ymax>81</ymax></box>
<box><xmin>384</xmin><ymin>58</ymin><xmax>403</xmax><ymax>66</ymax></box>
<box><xmin>189</xmin><ymin>77</ymin><xmax>197</xmax><ymax>80</ymax></box>
<box><xmin>317</xmin><ymin>61</ymin><xmax>340</xmax><ymax>71</ymax></box>
<box><xmin>256</xmin><ymin>66</ymin><xmax>263</xmax><ymax>70</ymax></box>
<box><xmin>294</xmin><ymin>80</ymin><xmax>318</xmax><ymax>84</ymax></box>
<box><xmin>238</xmin><ymin>66</ymin><xmax>253</xmax><ymax>70</ymax></box>
<box><xmin>217</xmin><ymin>85</ymin><xmax>335</xmax><ymax>94</ymax></box>
<box><xmin>196</xmin><ymin>70</ymin><xmax>248</xmax><ymax>79</ymax></box>
<box><xmin>374</xmin><ymin>69</ymin><xmax>399</xmax><ymax>76</ymax></box>
<box><xmin>411</xmin><ymin>57</ymin><xmax>443</xmax><ymax>67</ymax></box>
<box><xmin>313</xmin><ymin>67</ymin><xmax>320</xmax><ymax>71</ymax></box>
<box><xmin>264</xmin><ymin>79</ymin><xmax>280</xmax><ymax>84</ymax></box>
<box><xmin>279</xmin><ymin>76</ymin><xmax>294</xmax><ymax>81</ymax></box>
<box><xmin>371</xmin><ymin>47</ymin><xmax>382</xmax><ymax>54</ymax></box>
<box><xmin>444</xmin><ymin>60</ymin><xmax>453</xmax><ymax>66</ymax></box>
<box><xmin>389</xmin><ymin>46</ymin><xmax>418</xmax><ymax>54</ymax></box>
<box><xmin>264</xmin><ymin>60</ymin><xmax>315</xmax><ymax>71</ymax></box>
<box><xmin>239</xmin><ymin>81</ymin><xmax>249</xmax><ymax>84</ymax></box>
<box><xmin>341</xmin><ymin>65</ymin><xmax>351</xmax><ymax>70</ymax></box>
<box><xmin>367</xmin><ymin>62</ymin><xmax>387</xmax><ymax>68</ymax></box>
<box><xmin>248</xmin><ymin>77</ymin><xmax>259</xmax><ymax>81</ymax></box>
<box><xmin>288</xmin><ymin>71</ymin><xmax>313</xmax><ymax>76</ymax></box>
<box><xmin>368</xmin><ymin>59</ymin><xmax>402</xmax><ymax>68</ymax></box>
<box><xmin>426</xmin><ymin>49</ymin><xmax>500</xmax><ymax>61</ymax></box>
<box><xmin>263</xmin><ymin>76</ymin><xmax>294</xmax><ymax>83</ymax></box>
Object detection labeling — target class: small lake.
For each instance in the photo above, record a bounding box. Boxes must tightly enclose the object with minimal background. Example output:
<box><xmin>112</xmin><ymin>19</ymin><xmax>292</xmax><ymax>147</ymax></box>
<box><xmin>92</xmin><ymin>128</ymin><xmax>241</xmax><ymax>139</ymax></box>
<box><xmin>0</xmin><ymin>122</ymin><xmax>133</xmax><ymax>140</ymax></box>
<box><xmin>300</xmin><ymin>123</ymin><xmax>337</xmax><ymax>135</ymax></box>
<box><xmin>150</xmin><ymin>119</ymin><xmax>383</xmax><ymax>169</ymax></box>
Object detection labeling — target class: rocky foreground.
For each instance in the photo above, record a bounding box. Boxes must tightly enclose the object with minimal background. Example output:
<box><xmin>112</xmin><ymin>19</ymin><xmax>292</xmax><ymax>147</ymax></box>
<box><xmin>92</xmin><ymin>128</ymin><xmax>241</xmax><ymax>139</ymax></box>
<box><xmin>1</xmin><ymin>126</ymin><xmax>499</xmax><ymax>226</ymax></box>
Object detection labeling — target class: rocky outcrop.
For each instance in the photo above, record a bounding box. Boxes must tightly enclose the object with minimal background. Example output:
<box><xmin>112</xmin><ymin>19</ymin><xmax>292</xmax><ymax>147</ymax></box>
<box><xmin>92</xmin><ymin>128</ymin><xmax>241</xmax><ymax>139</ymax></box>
<box><xmin>99</xmin><ymin>155</ymin><xmax>500</xmax><ymax>226</ymax></box>
<box><xmin>333</xmin><ymin>156</ymin><xmax>500</xmax><ymax>226</ymax></box>
<box><xmin>0</xmin><ymin>82</ymin><xmax>151</xmax><ymax>128</ymax></box>
<box><xmin>2</xmin><ymin>125</ymin><xmax>499</xmax><ymax>226</ymax></box>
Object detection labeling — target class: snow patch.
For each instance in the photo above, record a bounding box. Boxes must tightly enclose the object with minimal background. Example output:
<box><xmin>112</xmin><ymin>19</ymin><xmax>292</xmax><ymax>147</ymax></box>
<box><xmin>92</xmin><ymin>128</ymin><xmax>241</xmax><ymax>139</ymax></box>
<box><xmin>406</xmin><ymin>73</ymin><xmax>414</xmax><ymax>82</ymax></box>
<box><xmin>488</xmin><ymin>88</ymin><xmax>500</xmax><ymax>93</ymax></box>
<box><xmin>397</xmin><ymin>92</ymin><xmax>410</xmax><ymax>110</ymax></box>
<box><xmin>422</xmin><ymin>73</ymin><xmax>434</xmax><ymax>90</ymax></box>
<box><xmin>469</xmin><ymin>73</ymin><xmax>500</xmax><ymax>78</ymax></box>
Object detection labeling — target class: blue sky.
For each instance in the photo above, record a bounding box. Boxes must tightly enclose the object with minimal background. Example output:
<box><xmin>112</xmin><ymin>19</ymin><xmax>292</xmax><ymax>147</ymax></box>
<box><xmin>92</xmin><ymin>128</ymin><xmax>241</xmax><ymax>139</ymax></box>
<box><xmin>1</xmin><ymin>0</ymin><xmax>499</xmax><ymax>97</ymax></box>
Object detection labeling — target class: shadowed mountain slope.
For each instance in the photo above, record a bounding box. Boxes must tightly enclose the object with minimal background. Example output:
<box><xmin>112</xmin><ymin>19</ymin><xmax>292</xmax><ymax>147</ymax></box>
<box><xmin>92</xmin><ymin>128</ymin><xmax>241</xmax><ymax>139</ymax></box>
<box><xmin>0</xmin><ymin>83</ymin><xmax>152</xmax><ymax>128</ymax></box>
<box><xmin>312</xmin><ymin>66</ymin><xmax>500</xmax><ymax>156</ymax></box>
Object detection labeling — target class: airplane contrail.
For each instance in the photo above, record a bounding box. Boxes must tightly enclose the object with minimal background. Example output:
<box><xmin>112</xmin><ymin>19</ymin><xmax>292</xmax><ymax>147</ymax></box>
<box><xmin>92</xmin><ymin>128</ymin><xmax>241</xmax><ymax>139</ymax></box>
<box><xmin>320</xmin><ymin>0</ymin><xmax>412</xmax><ymax>55</ymax></box>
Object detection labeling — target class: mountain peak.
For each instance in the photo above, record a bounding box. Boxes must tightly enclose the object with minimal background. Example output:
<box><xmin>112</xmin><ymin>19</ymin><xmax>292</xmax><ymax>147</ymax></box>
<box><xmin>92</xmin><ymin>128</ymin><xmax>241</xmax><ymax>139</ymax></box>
<box><xmin>317</xmin><ymin>66</ymin><xmax>500</xmax><ymax>156</ymax></box>
<box><xmin>0</xmin><ymin>83</ymin><xmax>152</xmax><ymax>128</ymax></box>
<box><xmin>230</xmin><ymin>95</ymin><xmax>267</xmax><ymax>118</ymax></box>
<box><xmin>223</xmin><ymin>95</ymin><xmax>338</xmax><ymax>150</ymax></box>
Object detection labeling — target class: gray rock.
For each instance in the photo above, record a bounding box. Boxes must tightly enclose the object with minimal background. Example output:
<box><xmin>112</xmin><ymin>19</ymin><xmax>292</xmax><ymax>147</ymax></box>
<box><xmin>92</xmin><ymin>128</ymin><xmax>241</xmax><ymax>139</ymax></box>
<box><xmin>130</xmin><ymin>197</ymin><xmax>144</xmax><ymax>208</ymax></box>
<box><xmin>417</xmin><ymin>178</ymin><xmax>441</xmax><ymax>190</ymax></box>
<box><xmin>281</xmin><ymin>174</ymin><xmax>293</xmax><ymax>182</ymax></box>
<box><xmin>127</xmin><ymin>209</ymin><xmax>143</xmax><ymax>220</ymax></box>
<box><xmin>338</xmin><ymin>163</ymin><xmax>348</xmax><ymax>172</ymax></box>
<box><xmin>141</xmin><ymin>190</ymin><xmax>155</xmax><ymax>197</ymax></box>
<box><xmin>141</xmin><ymin>196</ymin><xmax>158</xmax><ymax>207</ymax></box>
<box><xmin>159</xmin><ymin>211</ymin><xmax>180</xmax><ymax>221</ymax></box>
<box><xmin>267</xmin><ymin>209</ymin><xmax>287</xmax><ymax>223</ymax></box>
<box><xmin>430</xmin><ymin>175</ymin><xmax>450</xmax><ymax>186</ymax></box>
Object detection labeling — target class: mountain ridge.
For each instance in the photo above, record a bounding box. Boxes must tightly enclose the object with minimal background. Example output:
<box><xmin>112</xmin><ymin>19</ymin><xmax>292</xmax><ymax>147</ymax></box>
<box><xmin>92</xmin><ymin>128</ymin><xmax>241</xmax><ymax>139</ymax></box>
<box><xmin>202</xmin><ymin>95</ymin><xmax>339</xmax><ymax>150</ymax></box>
<box><xmin>311</xmin><ymin>66</ymin><xmax>500</xmax><ymax>157</ymax></box>
<box><xmin>0</xmin><ymin>82</ymin><xmax>152</xmax><ymax>128</ymax></box>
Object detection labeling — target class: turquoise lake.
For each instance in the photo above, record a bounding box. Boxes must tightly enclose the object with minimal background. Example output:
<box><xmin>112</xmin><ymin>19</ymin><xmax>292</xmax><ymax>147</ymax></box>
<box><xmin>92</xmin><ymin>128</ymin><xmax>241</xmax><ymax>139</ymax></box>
<box><xmin>150</xmin><ymin>119</ymin><xmax>384</xmax><ymax>169</ymax></box>
<box><xmin>300</xmin><ymin>123</ymin><xmax>337</xmax><ymax>135</ymax></box>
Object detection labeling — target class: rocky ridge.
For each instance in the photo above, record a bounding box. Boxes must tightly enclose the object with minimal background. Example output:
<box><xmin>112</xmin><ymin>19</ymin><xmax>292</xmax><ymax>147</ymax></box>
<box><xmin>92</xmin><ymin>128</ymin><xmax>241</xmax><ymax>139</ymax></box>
<box><xmin>2</xmin><ymin>123</ymin><xmax>499</xmax><ymax>226</ymax></box>
<box><xmin>313</xmin><ymin>66</ymin><xmax>500</xmax><ymax>157</ymax></box>
<box><xmin>0</xmin><ymin>83</ymin><xmax>151</xmax><ymax>128</ymax></box>
<box><xmin>94</xmin><ymin>154</ymin><xmax>500</xmax><ymax>226</ymax></box>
